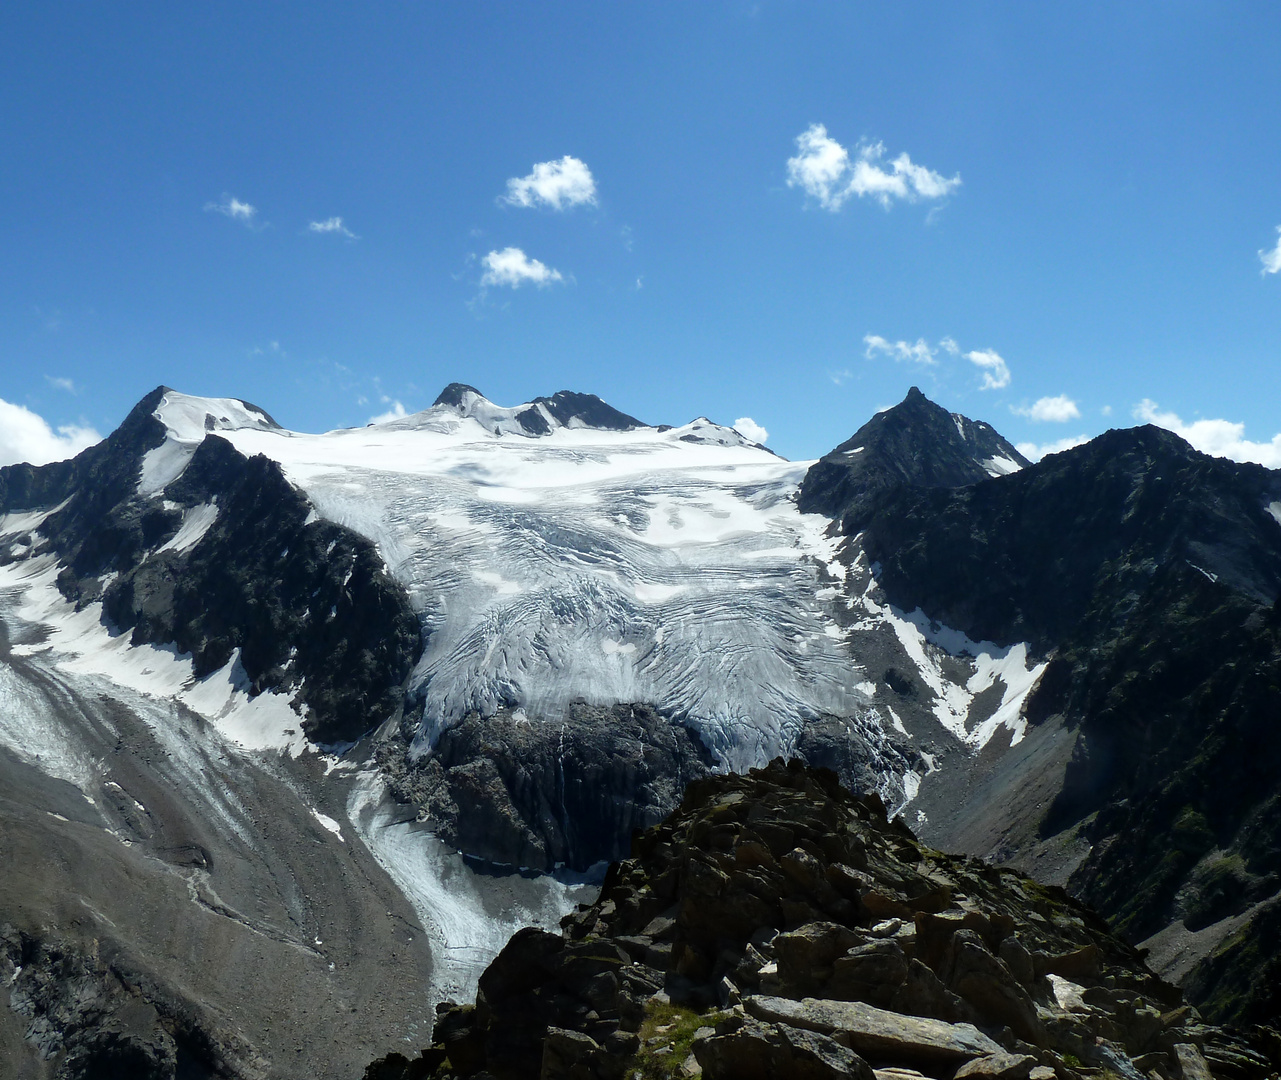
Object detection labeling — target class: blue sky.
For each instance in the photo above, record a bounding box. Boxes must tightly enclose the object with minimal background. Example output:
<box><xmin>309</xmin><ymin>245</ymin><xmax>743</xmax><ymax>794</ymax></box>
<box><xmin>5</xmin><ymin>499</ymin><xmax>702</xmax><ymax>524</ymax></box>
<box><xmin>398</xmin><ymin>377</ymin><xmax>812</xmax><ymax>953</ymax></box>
<box><xmin>2</xmin><ymin>2</ymin><xmax>1280</xmax><ymax>466</ymax></box>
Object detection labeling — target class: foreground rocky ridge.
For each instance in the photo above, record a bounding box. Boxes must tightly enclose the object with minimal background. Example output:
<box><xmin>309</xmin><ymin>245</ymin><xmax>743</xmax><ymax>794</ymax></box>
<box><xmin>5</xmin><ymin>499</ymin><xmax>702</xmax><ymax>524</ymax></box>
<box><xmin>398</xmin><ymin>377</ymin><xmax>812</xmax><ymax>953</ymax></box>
<box><xmin>363</xmin><ymin>761</ymin><xmax>1281</xmax><ymax>1080</ymax></box>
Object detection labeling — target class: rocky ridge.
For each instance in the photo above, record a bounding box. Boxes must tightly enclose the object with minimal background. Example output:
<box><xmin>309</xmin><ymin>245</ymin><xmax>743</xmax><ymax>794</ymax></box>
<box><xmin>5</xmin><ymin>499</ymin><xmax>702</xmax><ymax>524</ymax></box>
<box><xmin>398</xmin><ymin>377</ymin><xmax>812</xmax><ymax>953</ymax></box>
<box><xmin>362</xmin><ymin>761</ymin><xmax>1281</xmax><ymax>1080</ymax></box>
<box><xmin>0</xmin><ymin>386</ymin><xmax>421</xmax><ymax>745</ymax></box>
<box><xmin>845</xmin><ymin>423</ymin><xmax>1281</xmax><ymax>1024</ymax></box>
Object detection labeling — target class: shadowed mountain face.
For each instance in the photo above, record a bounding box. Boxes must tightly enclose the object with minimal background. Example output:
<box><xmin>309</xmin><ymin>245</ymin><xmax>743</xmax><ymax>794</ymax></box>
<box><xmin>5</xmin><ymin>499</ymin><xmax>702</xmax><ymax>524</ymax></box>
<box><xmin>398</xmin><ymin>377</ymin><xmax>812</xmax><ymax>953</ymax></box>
<box><xmin>797</xmin><ymin>386</ymin><xmax>1030</xmax><ymax>530</ymax></box>
<box><xmin>0</xmin><ymin>387</ymin><xmax>421</xmax><ymax>746</ymax></box>
<box><xmin>839</xmin><ymin>418</ymin><xmax>1281</xmax><ymax>1025</ymax></box>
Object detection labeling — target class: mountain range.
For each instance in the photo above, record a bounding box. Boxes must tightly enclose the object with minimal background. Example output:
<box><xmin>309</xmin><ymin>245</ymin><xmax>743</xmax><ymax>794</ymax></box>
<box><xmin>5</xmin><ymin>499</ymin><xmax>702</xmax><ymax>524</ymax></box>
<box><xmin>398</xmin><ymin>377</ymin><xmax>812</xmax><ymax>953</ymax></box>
<box><xmin>1</xmin><ymin>381</ymin><xmax>1278</xmax><ymax>1077</ymax></box>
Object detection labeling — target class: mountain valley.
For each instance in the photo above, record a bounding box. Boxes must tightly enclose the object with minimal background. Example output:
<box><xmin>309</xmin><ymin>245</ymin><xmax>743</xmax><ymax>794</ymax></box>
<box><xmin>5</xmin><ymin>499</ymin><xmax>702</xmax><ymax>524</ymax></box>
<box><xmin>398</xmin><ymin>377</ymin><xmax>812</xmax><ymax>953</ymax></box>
<box><xmin>1</xmin><ymin>382</ymin><xmax>1279</xmax><ymax>1077</ymax></box>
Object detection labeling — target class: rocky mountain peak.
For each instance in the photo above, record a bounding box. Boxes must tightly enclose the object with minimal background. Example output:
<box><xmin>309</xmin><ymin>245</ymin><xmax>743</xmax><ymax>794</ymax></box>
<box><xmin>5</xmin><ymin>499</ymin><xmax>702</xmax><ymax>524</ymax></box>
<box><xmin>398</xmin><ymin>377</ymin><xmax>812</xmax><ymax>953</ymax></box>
<box><xmin>432</xmin><ymin>382</ymin><xmax>485</xmax><ymax>408</ymax></box>
<box><xmin>425</xmin><ymin>383</ymin><xmax>645</xmax><ymax>437</ymax></box>
<box><xmin>797</xmin><ymin>387</ymin><xmax>1029</xmax><ymax>529</ymax></box>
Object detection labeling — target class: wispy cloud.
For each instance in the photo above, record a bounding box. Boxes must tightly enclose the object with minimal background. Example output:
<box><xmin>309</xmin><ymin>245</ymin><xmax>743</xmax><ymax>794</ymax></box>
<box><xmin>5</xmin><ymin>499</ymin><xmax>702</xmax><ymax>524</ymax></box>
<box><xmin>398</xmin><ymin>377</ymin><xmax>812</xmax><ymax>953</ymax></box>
<box><xmin>204</xmin><ymin>193</ymin><xmax>257</xmax><ymax>225</ymax></box>
<box><xmin>308</xmin><ymin>216</ymin><xmax>358</xmax><ymax>239</ymax></box>
<box><xmin>1016</xmin><ymin>434</ymin><xmax>1090</xmax><ymax>462</ymax></box>
<box><xmin>965</xmin><ymin>348</ymin><xmax>1011</xmax><ymax>390</ymax></box>
<box><xmin>480</xmin><ymin>247</ymin><xmax>565</xmax><ymax>289</ymax></box>
<box><xmin>502</xmin><ymin>156</ymin><xmax>597</xmax><ymax>210</ymax></box>
<box><xmin>1261</xmin><ymin>226</ymin><xmax>1281</xmax><ymax>275</ymax></box>
<box><xmin>44</xmin><ymin>375</ymin><xmax>76</xmax><ymax>393</ymax></box>
<box><xmin>787</xmin><ymin>125</ymin><xmax>960</xmax><ymax>212</ymax></box>
<box><xmin>865</xmin><ymin>333</ymin><xmax>1012</xmax><ymax>390</ymax></box>
<box><xmin>733</xmin><ymin>417</ymin><xmax>769</xmax><ymax>444</ymax></box>
<box><xmin>1013</xmin><ymin>394</ymin><xmax>1079</xmax><ymax>422</ymax></box>
<box><xmin>0</xmin><ymin>398</ymin><xmax>101</xmax><ymax>466</ymax></box>
<box><xmin>828</xmin><ymin>368</ymin><xmax>854</xmax><ymax>385</ymax></box>
<box><xmin>368</xmin><ymin>400</ymin><xmax>408</xmax><ymax>425</ymax></box>
<box><xmin>863</xmin><ymin>334</ymin><xmax>938</xmax><ymax>366</ymax></box>
<box><xmin>1134</xmin><ymin>399</ymin><xmax>1281</xmax><ymax>468</ymax></box>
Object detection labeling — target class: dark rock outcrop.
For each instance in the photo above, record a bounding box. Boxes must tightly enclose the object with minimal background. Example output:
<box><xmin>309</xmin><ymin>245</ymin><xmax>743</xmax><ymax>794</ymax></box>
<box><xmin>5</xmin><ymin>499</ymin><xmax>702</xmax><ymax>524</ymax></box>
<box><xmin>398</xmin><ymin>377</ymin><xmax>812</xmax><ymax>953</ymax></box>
<box><xmin>379</xmin><ymin>702</ymin><xmax>715</xmax><ymax>871</ymax></box>
<box><xmin>431</xmin><ymin>383</ymin><xmax>645</xmax><ymax>434</ymax></box>
<box><xmin>1</xmin><ymin>923</ymin><xmax>263</xmax><ymax>1080</ymax></box>
<box><xmin>797</xmin><ymin>386</ymin><xmax>1029</xmax><ymax>529</ymax></box>
<box><xmin>0</xmin><ymin>388</ymin><xmax>422</xmax><ymax>746</ymax></box>
<box><xmin>363</xmin><ymin>761</ymin><xmax>1280</xmax><ymax>1080</ymax></box>
<box><xmin>380</xmin><ymin>704</ymin><xmax>922</xmax><ymax>874</ymax></box>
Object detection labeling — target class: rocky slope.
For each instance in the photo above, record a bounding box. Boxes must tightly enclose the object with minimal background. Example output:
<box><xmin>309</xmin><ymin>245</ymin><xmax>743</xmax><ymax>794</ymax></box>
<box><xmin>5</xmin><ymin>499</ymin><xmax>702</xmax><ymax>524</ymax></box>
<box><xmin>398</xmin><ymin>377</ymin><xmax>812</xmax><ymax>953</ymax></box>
<box><xmin>842</xmin><ymin>423</ymin><xmax>1281</xmax><ymax>1026</ymax></box>
<box><xmin>363</xmin><ymin>760</ymin><xmax>1280</xmax><ymax>1080</ymax></box>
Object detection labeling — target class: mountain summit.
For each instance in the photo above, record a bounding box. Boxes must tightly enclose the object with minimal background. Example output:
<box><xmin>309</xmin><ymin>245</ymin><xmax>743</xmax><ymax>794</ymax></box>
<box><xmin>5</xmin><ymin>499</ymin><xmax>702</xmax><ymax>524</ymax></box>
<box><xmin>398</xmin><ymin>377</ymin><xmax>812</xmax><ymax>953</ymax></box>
<box><xmin>798</xmin><ymin>385</ymin><xmax>1030</xmax><ymax>529</ymax></box>
<box><xmin>424</xmin><ymin>383</ymin><xmax>645</xmax><ymax>437</ymax></box>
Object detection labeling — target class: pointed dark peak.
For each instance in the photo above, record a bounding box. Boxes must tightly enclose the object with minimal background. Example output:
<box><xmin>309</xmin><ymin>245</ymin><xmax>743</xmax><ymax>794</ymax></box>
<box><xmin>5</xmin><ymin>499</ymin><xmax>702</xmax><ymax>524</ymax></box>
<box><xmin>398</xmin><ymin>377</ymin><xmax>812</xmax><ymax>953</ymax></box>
<box><xmin>433</xmin><ymin>382</ymin><xmax>485</xmax><ymax>408</ymax></box>
<box><xmin>528</xmin><ymin>390</ymin><xmax>645</xmax><ymax>432</ymax></box>
<box><xmin>798</xmin><ymin>387</ymin><xmax>1028</xmax><ymax>528</ymax></box>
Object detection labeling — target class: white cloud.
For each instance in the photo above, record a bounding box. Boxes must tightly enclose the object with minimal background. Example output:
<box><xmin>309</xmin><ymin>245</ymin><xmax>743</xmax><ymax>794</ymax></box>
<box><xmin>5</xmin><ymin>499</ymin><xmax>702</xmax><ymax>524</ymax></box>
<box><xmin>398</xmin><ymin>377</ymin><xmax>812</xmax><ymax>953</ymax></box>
<box><xmin>828</xmin><ymin>368</ymin><xmax>853</xmax><ymax>385</ymax></box>
<box><xmin>863</xmin><ymin>334</ymin><xmax>937</xmax><ymax>366</ymax></box>
<box><xmin>1261</xmin><ymin>226</ymin><xmax>1281</xmax><ymax>275</ymax></box>
<box><xmin>1016</xmin><ymin>434</ymin><xmax>1090</xmax><ymax>462</ymax></box>
<box><xmin>308</xmin><ymin>216</ymin><xmax>358</xmax><ymax>239</ymax></box>
<box><xmin>45</xmin><ymin>376</ymin><xmax>75</xmax><ymax>393</ymax></box>
<box><xmin>502</xmin><ymin>156</ymin><xmax>597</xmax><ymax>210</ymax></box>
<box><xmin>733</xmin><ymin>417</ymin><xmax>769</xmax><ymax>444</ymax></box>
<box><xmin>1133</xmin><ymin>399</ymin><xmax>1281</xmax><ymax>468</ymax></box>
<box><xmin>480</xmin><ymin>247</ymin><xmax>565</xmax><ymax>289</ymax></box>
<box><xmin>0</xmin><ymin>398</ymin><xmax>101</xmax><ymax>466</ymax></box>
<box><xmin>368</xmin><ymin>400</ymin><xmax>408</xmax><ymax>425</ymax></box>
<box><xmin>204</xmin><ymin>193</ymin><xmax>257</xmax><ymax>224</ymax></box>
<box><xmin>787</xmin><ymin>125</ymin><xmax>960</xmax><ymax>212</ymax></box>
<box><xmin>1101</xmin><ymin>405</ymin><xmax>1113</xmax><ymax>417</ymax></box>
<box><xmin>865</xmin><ymin>333</ymin><xmax>1013</xmax><ymax>390</ymax></box>
<box><xmin>966</xmin><ymin>348</ymin><xmax>1011</xmax><ymax>390</ymax></box>
<box><xmin>1013</xmin><ymin>394</ymin><xmax>1080</xmax><ymax>422</ymax></box>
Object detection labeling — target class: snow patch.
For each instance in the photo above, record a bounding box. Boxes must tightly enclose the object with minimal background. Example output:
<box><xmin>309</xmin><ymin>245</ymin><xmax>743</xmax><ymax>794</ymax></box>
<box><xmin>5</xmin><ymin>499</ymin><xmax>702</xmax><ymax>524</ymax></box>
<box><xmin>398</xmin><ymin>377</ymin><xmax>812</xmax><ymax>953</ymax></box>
<box><xmin>1267</xmin><ymin>501</ymin><xmax>1281</xmax><ymax>526</ymax></box>
<box><xmin>156</xmin><ymin>501</ymin><xmax>219</xmax><ymax>553</ymax></box>
<box><xmin>1</xmin><ymin>556</ymin><xmax>307</xmax><ymax>757</ymax></box>
<box><xmin>347</xmin><ymin>773</ymin><xmax>587</xmax><ymax>1003</ymax></box>
<box><xmin>982</xmin><ymin>455</ymin><xmax>1023</xmax><ymax>477</ymax></box>
<box><xmin>311</xmin><ymin>808</ymin><xmax>345</xmax><ymax>841</ymax></box>
<box><xmin>853</xmin><ymin>581</ymin><xmax>1046</xmax><ymax>749</ymax></box>
<box><xmin>1187</xmin><ymin>562</ymin><xmax>1219</xmax><ymax>584</ymax></box>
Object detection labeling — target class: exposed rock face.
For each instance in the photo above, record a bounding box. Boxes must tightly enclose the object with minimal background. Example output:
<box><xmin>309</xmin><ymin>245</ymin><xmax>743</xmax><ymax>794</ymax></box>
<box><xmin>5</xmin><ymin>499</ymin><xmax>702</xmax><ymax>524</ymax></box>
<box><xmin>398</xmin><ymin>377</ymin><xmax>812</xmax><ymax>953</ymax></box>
<box><xmin>797</xmin><ymin>386</ymin><xmax>1030</xmax><ymax>529</ymax></box>
<box><xmin>0</xmin><ymin>387</ymin><xmax>422</xmax><ymax>745</ymax></box>
<box><xmin>380</xmin><ymin>704</ymin><xmax>923</xmax><ymax>873</ymax></box>
<box><xmin>431</xmin><ymin>383</ymin><xmax>645</xmax><ymax>435</ymax></box>
<box><xmin>379</xmin><ymin>702</ymin><xmax>716</xmax><ymax>871</ymax></box>
<box><xmin>848</xmin><ymin>423</ymin><xmax>1281</xmax><ymax>1025</ymax></box>
<box><xmin>1</xmin><ymin>924</ymin><xmax>263</xmax><ymax>1080</ymax></box>
<box><xmin>363</xmin><ymin>761</ymin><xmax>1280</xmax><ymax>1080</ymax></box>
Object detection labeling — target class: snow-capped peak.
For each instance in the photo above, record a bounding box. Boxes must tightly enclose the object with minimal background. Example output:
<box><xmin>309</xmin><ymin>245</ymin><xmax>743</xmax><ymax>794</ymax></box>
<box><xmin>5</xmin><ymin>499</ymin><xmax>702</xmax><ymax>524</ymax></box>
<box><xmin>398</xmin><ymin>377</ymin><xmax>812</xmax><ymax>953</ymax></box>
<box><xmin>152</xmin><ymin>389</ymin><xmax>280</xmax><ymax>442</ymax></box>
<box><xmin>374</xmin><ymin>383</ymin><xmax>648</xmax><ymax>439</ymax></box>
